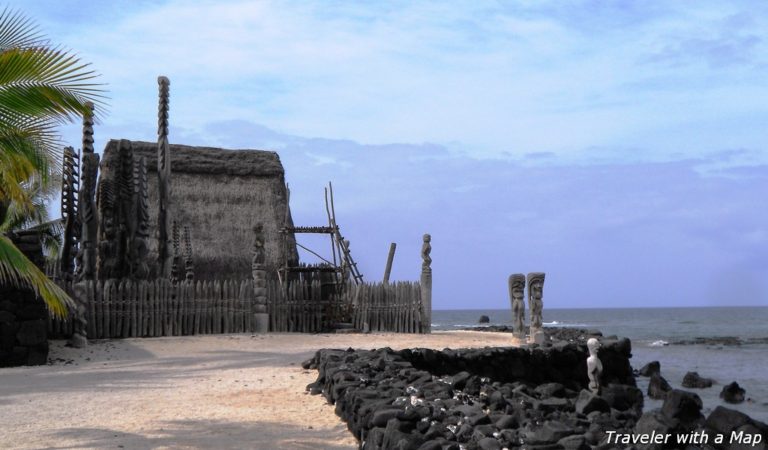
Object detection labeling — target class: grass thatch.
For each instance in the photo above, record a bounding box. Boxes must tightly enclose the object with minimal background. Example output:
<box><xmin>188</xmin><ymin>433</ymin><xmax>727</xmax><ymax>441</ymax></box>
<box><xmin>102</xmin><ymin>140</ymin><xmax>298</xmax><ymax>280</ymax></box>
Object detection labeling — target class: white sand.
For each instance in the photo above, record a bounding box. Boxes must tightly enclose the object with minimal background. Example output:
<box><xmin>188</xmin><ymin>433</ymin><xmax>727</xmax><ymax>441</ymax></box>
<box><xmin>0</xmin><ymin>331</ymin><xmax>520</xmax><ymax>449</ymax></box>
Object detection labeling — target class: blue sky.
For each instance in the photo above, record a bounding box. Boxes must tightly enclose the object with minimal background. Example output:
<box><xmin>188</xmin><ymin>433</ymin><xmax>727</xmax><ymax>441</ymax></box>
<box><xmin>11</xmin><ymin>1</ymin><xmax>768</xmax><ymax>308</ymax></box>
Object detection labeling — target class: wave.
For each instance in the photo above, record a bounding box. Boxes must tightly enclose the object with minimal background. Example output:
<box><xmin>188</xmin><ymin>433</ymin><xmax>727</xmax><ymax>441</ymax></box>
<box><xmin>543</xmin><ymin>321</ymin><xmax>591</xmax><ymax>328</ymax></box>
<box><xmin>649</xmin><ymin>340</ymin><xmax>669</xmax><ymax>347</ymax></box>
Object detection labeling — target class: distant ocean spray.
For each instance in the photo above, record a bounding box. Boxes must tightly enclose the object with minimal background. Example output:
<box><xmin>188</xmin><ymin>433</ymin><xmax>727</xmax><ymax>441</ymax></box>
<box><xmin>432</xmin><ymin>307</ymin><xmax>768</xmax><ymax>422</ymax></box>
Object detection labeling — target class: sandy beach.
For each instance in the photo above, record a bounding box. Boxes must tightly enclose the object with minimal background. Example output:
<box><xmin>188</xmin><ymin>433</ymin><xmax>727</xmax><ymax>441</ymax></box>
<box><xmin>0</xmin><ymin>331</ymin><xmax>520</xmax><ymax>449</ymax></box>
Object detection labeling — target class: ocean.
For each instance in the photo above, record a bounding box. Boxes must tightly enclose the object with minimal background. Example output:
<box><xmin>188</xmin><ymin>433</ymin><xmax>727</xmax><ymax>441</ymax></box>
<box><xmin>432</xmin><ymin>307</ymin><xmax>768</xmax><ymax>422</ymax></box>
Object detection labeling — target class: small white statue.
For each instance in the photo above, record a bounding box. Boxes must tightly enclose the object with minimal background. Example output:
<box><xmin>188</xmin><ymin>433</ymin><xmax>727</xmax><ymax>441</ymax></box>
<box><xmin>587</xmin><ymin>337</ymin><xmax>603</xmax><ymax>394</ymax></box>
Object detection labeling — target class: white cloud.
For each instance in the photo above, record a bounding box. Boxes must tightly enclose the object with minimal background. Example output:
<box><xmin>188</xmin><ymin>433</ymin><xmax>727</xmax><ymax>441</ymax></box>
<box><xmin>20</xmin><ymin>0</ymin><xmax>768</xmax><ymax>161</ymax></box>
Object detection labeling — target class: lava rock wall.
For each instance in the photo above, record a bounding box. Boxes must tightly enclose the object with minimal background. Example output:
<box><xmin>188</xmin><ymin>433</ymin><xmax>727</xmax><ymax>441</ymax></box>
<box><xmin>0</xmin><ymin>231</ymin><xmax>49</xmax><ymax>367</ymax></box>
<box><xmin>305</xmin><ymin>340</ymin><xmax>639</xmax><ymax>449</ymax></box>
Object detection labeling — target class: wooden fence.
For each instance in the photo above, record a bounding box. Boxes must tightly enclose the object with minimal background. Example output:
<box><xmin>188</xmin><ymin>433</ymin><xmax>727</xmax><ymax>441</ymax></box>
<box><xmin>348</xmin><ymin>281</ymin><xmax>425</xmax><ymax>333</ymax></box>
<box><xmin>50</xmin><ymin>279</ymin><xmax>255</xmax><ymax>339</ymax></box>
<box><xmin>48</xmin><ymin>278</ymin><xmax>427</xmax><ymax>338</ymax></box>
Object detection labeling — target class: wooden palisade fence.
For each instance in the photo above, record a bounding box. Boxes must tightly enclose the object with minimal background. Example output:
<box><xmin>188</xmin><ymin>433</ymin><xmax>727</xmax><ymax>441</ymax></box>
<box><xmin>49</xmin><ymin>278</ymin><xmax>427</xmax><ymax>337</ymax></box>
<box><xmin>348</xmin><ymin>281</ymin><xmax>424</xmax><ymax>333</ymax></box>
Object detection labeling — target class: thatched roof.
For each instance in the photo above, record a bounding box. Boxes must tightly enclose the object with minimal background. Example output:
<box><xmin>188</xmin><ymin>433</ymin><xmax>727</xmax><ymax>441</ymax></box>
<box><xmin>130</xmin><ymin>141</ymin><xmax>286</xmax><ymax>177</ymax></box>
<box><xmin>99</xmin><ymin>139</ymin><xmax>298</xmax><ymax>280</ymax></box>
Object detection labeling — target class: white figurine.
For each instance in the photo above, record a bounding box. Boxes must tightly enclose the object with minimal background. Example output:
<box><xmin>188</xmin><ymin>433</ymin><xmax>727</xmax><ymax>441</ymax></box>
<box><xmin>587</xmin><ymin>337</ymin><xmax>603</xmax><ymax>394</ymax></box>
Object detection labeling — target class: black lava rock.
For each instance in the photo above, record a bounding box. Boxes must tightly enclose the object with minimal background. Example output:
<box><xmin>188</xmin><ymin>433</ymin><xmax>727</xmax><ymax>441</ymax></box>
<box><xmin>719</xmin><ymin>381</ymin><xmax>746</xmax><ymax>404</ymax></box>
<box><xmin>660</xmin><ymin>389</ymin><xmax>703</xmax><ymax>427</ymax></box>
<box><xmin>575</xmin><ymin>389</ymin><xmax>610</xmax><ymax>415</ymax></box>
<box><xmin>681</xmin><ymin>371</ymin><xmax>714</xmax><ymax>389</ymax></box>
<box><xmin>638</xmin><ymin>361</ymin><xmax>661</xmax><ymax>377</ymax></box>
<box><xmin>478</xmin><ymin>315</ymin><xmax>490</xmax><ymax>324</ymax></box>
<box><xmin>647</xmin><ymin>373</ymin><xmax>672</xmax><ymax>400</ymax></box>
<box><xmin>303</xmin><ymin>341</ymin><xmax>768</xmax><ymax>450</ymax></box>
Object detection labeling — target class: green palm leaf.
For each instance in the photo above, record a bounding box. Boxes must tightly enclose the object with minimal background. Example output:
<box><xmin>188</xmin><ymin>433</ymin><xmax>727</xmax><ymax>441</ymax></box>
<box><xmin>0</xmin><ymin>7</ymin><xmax>108</xmax><ymax>319</ymax></box>
<box><xmin>0</xmin><ymin>235</ymin><xmax>72</xmax><ymax>317</ymax></box>
<box><xmin>0</xmin><ymin>7</ymin><xmax>45</xmax><ymax>51</ymax></box>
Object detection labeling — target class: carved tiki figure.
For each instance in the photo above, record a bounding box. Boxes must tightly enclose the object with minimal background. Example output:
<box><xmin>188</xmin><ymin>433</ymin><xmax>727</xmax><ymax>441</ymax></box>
<box><xmin>508</xmin><ymin>274</ymin><xmax>526</xmax><ymax>339</ymax></box>
<box><xmin>420</xmin><ymin>233</ymin><xmax>433</xmax><ymax>333</ymax></box>
<box><xmin>587</xmin><ymin>337</ymin><xmax>603</xmax><ymax>394</ymax></box>
<box><xmin>527</xmin><ymin>272</ymin><xmax>545</xmax><ymax>342</ymax></box>
<box><xmin>96</xmin><ymin>179</ymin><xmax>118</xmax><ymax>280</ymax></box>
<box><xmin>251</xmin><ymin>223</ymin><xmax>269</xmax><ymax>324</ymax></box>
<box><xmin>421</xmin><ymin>234</ymin><xmax>432</xmax><ymax>272</ymax></box>
<box><xmin>131</xmin><ymin>157</ymin><xmax>150</xmax><ymax>279</ymax></box>
<box><xmin>75</xmin><ymin>152</ymin><xmax>99</xmax><ymax>281</ymax></box>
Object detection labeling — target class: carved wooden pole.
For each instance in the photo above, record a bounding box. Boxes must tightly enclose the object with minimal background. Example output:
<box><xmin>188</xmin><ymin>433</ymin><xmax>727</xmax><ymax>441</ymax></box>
<box><xmin>420</xmin><ymin>233</ymin><xmax>432</xmax><ymax>333</ymax></box>
<box><xmin>171</xmin><ymin>220</ymin><xmax>180</xmax><ymax>283</ymax></box>
<box><xmin>76</xmin><ymin>107</ymin><xmax>99</xmax><ymax>281</ymax></box>
<box><xmin>70</xmin><ymin>101</ymin><xmax>97</xmax><ymax>348</ymax></box>
<box><xmin>251</xmin><ymin>224</ymin><xmax>269</xmax><ymax>332</ymax></box>
<box><xmin>508</xmin><ymin>273</ymin><xmax>526</xmax><ymax>340</ymax></box>
<box><xmin>157</xmin><ymin>76</ymin><xmax>173</xmax><ymax>278</ymax></box>
<box><xmin>132</xmin><ymin>157</ymin><xmax>150</xmax><ymax>280</ymax></box>
<box><xmin>60</xmin><ymin>146</ymin><xmax>80</xmax><ymax>278</ymax></box>
<box><xmin>183</xmin><ymin>225</ymin><xmax>194</xmax><ymax>282</ymax></box>
<box><xmin>383</xmin><ymin>242</ymin><xmax>396</xmax><ymax>283</ymax></box>
<box><xmin>527</xmin><ymin>272</ymin><xmax>546</xmax><ymax>344</ymax></box>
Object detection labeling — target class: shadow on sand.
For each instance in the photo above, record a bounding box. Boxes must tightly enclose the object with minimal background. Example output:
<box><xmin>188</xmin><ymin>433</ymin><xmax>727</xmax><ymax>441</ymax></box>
<box><xmin>42</xmin><ymin>418</ymin><xmax>354</xmax><ymax>450</ymax></box>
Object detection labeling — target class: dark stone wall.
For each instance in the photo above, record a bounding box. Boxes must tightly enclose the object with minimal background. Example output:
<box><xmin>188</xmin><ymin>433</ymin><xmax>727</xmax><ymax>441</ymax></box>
<box><xmin>0</xmin><ymin>231</ymin><xmax>49</xmax><ymax>367</ymax></box>
<box><xmin>399</xmin><ymin>337</ymin><xmax>635</xmax><ymax>390</ymax></box>
<box><xmin>304</xmin><ymin>340</ymin><xmax>639</xmax><ymax>449</ymax></box>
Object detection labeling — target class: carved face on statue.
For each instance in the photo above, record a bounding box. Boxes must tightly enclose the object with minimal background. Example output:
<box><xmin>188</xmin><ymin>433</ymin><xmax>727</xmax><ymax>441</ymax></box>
<box><xmin>587</xmin><ymin>337</ymin><xmax>600</xmax><ymax>356</ymax></box>
<box><xmin>531</xmin><ymin>280</ymin><xmax>543</xmax><ymax>300</ymax></box>
<box><xmin>512</xmin><ymin>283</ymin><xmax>524</xmax><ymax>302</ymax></box>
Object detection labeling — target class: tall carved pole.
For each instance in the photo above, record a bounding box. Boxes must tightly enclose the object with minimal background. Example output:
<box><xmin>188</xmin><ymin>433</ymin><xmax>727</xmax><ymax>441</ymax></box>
<box><xmin>508</xmin><ymin>273</ymin><xmax>526</xmax><ymax>340</ymax></box>
<box><xmin>157</xmin><ymin>76</ymin><xmax>173</xmax><ymax>278</ymax></box>
<box><xmin>420</xmin><ymin>234</ymin><xmax>432</xmax><ymax>333</ymax></box>
<box><xmin>60</xmin><ymin>146</ymin><xmax>80</xmax><ymax>278</ymax></box>
<box><xmin>171</xmin><ymin>220</ymin><xmax>180</xmax><ymax>283</ymax></box>
<box><xmin>132</xmin><ymin>157</ymin><xmax>150</xmax><ymax>279</ymax></box>
<box><xmin>76</xmin><ymin>119</ymin><xmax>99</xmax><ymax>282</ymax></box>
<box><xmin>527</xmin><ymin>272</ymin><xmax>546</xmax><ymax>344</ymax></box>
<box><xmin>183</xmin><ymin>225</ymin><xmax>194</xmax><ymax>282</ymax></box>
<box><xmin>70</xmin><ymin>101</ymin><xmax>97</xmax><ymax>348</ymax></box>
<box><xmin>251</xmin><ymin>224</ymin><xmax>269</xmax><ymax>332</ymax></box>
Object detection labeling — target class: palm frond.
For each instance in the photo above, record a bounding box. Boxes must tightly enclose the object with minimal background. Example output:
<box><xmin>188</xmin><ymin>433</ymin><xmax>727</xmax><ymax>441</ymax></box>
<box><xmin>20</xmin><ymin>217</ymin><xmax>63</xmax><ymax>259</ymax></box>
<box><xmin>0</xmin><ymin>235</ymin><xmax>71</xmax><ymax>317</ymax></box>
<box><xmin>0</xmin><ymin>46</ymin><xmax>107</xmax><ymax>120</ymax></box>
<box><xmin>1</xmin><ymin>180</ymin><xmax>53</xmax><ymax>232</ymax></box>
<box><xmin>0</xmin><ymin>8</ymin><xmax>47</xmax><ymax>51</ymax></box>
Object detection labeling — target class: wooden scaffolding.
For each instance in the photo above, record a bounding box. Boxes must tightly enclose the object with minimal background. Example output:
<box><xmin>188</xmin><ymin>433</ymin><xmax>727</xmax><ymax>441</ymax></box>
<box><xmin>278</xmin><ymin>181</ymin><xmax>363</xmax><ymax>295</ymax></box>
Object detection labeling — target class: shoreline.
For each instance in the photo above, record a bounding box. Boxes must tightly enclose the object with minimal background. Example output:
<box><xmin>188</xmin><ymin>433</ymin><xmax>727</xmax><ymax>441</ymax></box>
<box><xmin>0</xmin><ymin>331</ymin><xmax>522</xmax><ymax>449</ymax></box>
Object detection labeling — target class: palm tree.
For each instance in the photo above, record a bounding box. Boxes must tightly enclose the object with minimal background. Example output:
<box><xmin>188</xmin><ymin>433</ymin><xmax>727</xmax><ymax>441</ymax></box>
<box><xmin>0</xmin><ymin>7</ymin><xmax>106</xmax><ymax>318</ymax></box>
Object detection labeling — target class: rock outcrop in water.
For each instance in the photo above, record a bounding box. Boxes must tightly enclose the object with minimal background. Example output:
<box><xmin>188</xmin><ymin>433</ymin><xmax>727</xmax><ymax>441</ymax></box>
<box><xmin>647</xmin><ymin>373</ymin><xmax>673</xmax><ymax>400</ymax></box>
<box><xmin>720</xmin><ymin>381</ymin><xmax>746</xmax><ymax>404</ymax></box>
<box><xmin>638</xmin><ymin>361</ymin><xmax>661</xmax><ymax>378</ymax></box>
<box><xmin>682</xmin><ymin>371</ymin><xmax>714</xmax><ymax>389</ymax></box>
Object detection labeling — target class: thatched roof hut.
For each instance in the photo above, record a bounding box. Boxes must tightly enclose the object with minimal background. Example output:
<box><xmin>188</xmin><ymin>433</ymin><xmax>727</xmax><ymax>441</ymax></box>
<box><xmin>98</xmin><ymin>139</ymin><xmax>298</xmax><ymax>280</ymax></box>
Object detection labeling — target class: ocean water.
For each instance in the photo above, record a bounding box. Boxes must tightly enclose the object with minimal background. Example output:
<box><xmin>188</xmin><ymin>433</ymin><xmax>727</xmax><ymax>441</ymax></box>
<box><xmin>432</xmin><ymin>307</ymin><xmax>768</xmax><ymax>422</ymax></box>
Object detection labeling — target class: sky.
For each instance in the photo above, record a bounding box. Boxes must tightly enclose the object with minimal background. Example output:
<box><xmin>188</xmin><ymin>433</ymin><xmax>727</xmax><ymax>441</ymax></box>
<box><xmin>10</xmin><ymin>0</ymin><xmax>768</xmax><ymax>309</ymax></box>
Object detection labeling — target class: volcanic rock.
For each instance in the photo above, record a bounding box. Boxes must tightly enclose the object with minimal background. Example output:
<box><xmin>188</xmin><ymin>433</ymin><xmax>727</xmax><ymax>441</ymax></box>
<box><xmin>660</xmin><ymin>389</ymin><xmax>703</xmax><ymax>426</ymax></box>
<box><xmin>638</xmin><ymin>361</ymin><xmax>661</xmax><ymax>377</ymax></box>
<box><xmin>720</xmin><ymin>381</ymin><xmax>746</xmax><ymax>404</ymax></box>
<box><xmin>647</xmin><ymin>373</ymin><xmax>672</xmax><ymax>400</ymax></box>
<box><xmin>575</xmin><ymin>390</ymin><xmax>610</xmax><ymax>415</ymax></box>
<box><xmin>681</xmin><ymin>371</ymin><xmax>714</xmax><ymax>389</ymax></box>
